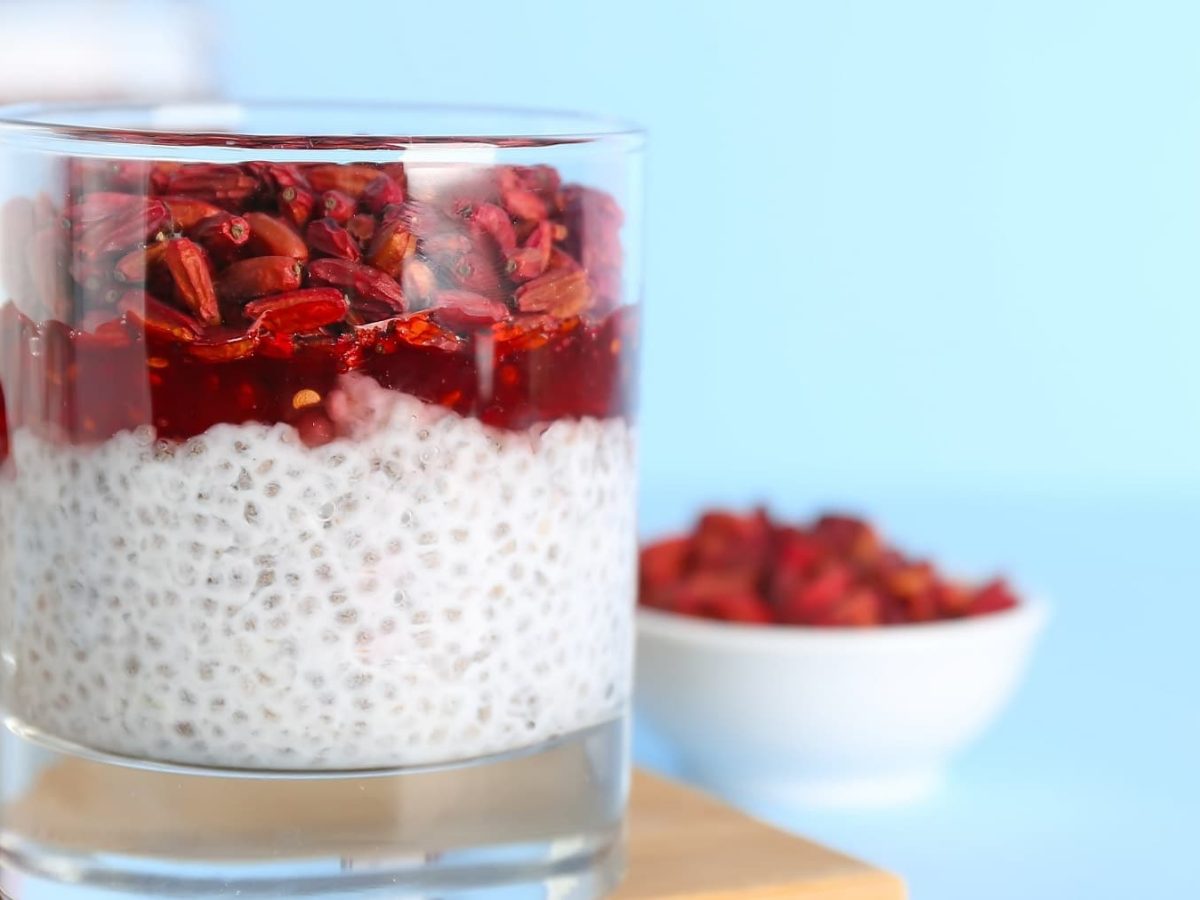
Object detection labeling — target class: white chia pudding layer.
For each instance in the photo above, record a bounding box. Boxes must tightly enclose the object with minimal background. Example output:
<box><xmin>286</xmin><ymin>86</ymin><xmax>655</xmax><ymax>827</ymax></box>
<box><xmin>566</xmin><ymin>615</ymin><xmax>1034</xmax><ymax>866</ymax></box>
<box><xmin>0</xmin><ymin>374</ymin><xmax>636</xmax><ymax>770</ymax></box>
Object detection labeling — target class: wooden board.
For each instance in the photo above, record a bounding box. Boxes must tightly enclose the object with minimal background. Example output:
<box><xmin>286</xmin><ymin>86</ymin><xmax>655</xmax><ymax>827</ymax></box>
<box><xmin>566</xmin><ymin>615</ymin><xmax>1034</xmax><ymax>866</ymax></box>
<box><xmin>621</xmin><ymin>772</ymin><xmax>905</xmax><ymax>899</ymax></box>
<box><xmin>3</xmin><ymin>756</ymin><xmax>903</xmax><ymax>898</ymax></box>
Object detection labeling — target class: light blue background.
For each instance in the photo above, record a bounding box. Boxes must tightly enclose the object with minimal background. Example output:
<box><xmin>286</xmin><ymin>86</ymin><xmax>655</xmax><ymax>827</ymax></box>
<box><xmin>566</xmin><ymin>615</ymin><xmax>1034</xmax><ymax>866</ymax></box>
<box><xmin>207</xmin><ymin>0</ymin><xmax>1200</xmax><ymax>501</ymax></box>
<box><xmin>200</xmin><ymin>2</ymin><xmax>1197</xmax><ymax>897</ymax></box>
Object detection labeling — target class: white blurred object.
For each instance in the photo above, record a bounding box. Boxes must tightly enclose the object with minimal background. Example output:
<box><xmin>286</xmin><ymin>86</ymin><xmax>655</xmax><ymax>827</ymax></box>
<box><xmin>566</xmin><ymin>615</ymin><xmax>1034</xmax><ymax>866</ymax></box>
<box><xmin>0</xmin><ymin>0</ymin><xmax>213</xmax><ymax>103</ymax></box>
<box><xmin>636</xmin><ymin>600</ymin><xmax>1047</xmax><ymax>808</ymax></box>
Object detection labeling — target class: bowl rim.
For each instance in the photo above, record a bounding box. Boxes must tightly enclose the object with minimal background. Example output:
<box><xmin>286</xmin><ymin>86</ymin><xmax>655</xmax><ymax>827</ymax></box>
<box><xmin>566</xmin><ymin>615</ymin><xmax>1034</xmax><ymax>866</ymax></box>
<box><xmin>637</xmin><ymin>598</ymin><xmax>1049</xmax><ymax>651</ymax></box>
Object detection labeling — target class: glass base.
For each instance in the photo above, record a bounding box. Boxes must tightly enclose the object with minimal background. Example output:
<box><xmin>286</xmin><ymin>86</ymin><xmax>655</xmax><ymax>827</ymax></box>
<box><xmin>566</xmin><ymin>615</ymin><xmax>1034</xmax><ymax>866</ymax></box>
<box><xmin>0</xmin><ymin>717</ymin><xmax>627</xmax><ymax>899</ymax></box>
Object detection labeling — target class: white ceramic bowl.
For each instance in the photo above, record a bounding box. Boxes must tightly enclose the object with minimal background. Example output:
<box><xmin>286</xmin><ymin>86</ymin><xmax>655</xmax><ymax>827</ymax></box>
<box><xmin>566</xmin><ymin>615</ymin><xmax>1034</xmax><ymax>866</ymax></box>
<box><xmin>635</xmin><ymin>601</ymin><xmax>1047</xmax><ymax>808</ymax></box>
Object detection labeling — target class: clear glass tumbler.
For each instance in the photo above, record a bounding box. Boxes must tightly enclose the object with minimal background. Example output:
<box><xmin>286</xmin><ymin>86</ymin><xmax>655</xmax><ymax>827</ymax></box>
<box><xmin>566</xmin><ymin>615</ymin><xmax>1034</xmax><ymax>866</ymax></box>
<box><xmin>0</xmin><ymin>102</ymin><xmax>643</xmax><ymax>899</ymax></box>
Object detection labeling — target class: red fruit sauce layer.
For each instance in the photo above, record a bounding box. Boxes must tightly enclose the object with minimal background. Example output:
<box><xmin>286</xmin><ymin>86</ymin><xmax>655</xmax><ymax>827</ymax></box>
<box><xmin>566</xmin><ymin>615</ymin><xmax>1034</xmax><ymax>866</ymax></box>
<box><xmin>0</xmin><ymin>158</ymin><xmax>636</xmax><ymax>465</ymax></box>
<box><xmin>640</xmin><ymin>509</ymin><xmax>1020</xmax><ymax>627</ymax></box>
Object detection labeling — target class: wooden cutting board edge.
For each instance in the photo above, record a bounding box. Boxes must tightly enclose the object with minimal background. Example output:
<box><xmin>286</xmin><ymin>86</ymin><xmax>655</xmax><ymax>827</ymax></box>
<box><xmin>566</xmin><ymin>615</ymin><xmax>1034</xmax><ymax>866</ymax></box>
<box><xmin>619</xmin><ymin>770</ymin><xmax>906</xmax><ymax>899</ymax></box>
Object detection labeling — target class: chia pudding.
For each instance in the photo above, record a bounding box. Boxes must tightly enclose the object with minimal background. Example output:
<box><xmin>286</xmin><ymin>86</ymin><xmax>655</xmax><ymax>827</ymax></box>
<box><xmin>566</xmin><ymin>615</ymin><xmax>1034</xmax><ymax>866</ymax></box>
<box><xmin>0</xmin><ymin>157</ymin><xmax>638</xmax><ymax>771</ymax></box>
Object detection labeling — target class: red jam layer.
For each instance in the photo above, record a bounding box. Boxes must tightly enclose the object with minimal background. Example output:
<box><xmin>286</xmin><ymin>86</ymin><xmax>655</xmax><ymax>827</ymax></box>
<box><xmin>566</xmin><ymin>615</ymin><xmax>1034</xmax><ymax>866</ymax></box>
<box><xmin>0</xmin><ymin>158</ymin><xmax>637</xmax><ymax>462</ymax></box>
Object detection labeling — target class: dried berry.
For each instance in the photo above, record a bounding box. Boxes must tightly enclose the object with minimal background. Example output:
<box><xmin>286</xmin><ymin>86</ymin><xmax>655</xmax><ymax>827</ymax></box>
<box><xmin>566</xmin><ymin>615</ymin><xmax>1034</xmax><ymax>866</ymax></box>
<box><xmin>401</xmin><ymin>258</ymin><xmax>437</xmax><ymax>308</ymax></box>
<box><xmin>81</xmin><ymin>200</ymin><xmax>171</xmax><ymax>257</ymax></box>
<box><xmin>70</xmin><ymin>158</ymin><xmax>158</xmax><ymax>193</ymax></box>
<box><xmin>216</xmin><ymin>256</ymin><xmax>304</xmax><ymax>301</ymax></box>
<box><xmin>366</xmin><ymin>220</ymin><xmax>416</xmax><ymax>277</ymax></box>
<box><xmin>251</xmin><ymin>163</ymin><xmax>315</xmax><ymax>227</ymax></box>
<box><xmin>277</xmin><ymin>183</ymin><xmax>316</xmax><ymax>228</ymax></box>
<box><xmin>968</xmin><ymin>580</ymin><xmax>1019</xmax><ymax>616</ymax></box>
<box><xmin>445</xmin><ymin>247</ymin><xmax>506</xmax><ymax>299</ymax></box>
<box><xmin>306</xmin><ymin>217</ymin><xmax>361</xmax><ymax>261</ymax></box>
<box><xmin>189</xmin><ymin>212</ymin><xmax>251</xmax><ymax>258</ymax></box>
<box><xmin>671</xmin><ymin>573</ymin><xmax>774</xmax><ymax>625</ymax></box>
<box><xmin>640</xmin><ymin>509</ymin><xmax>1022</xmax><ymax>627</ymax></box>
<box><xmin>164</xmin><ymin>238</ymin><xmax>220</xmax><ymax>326</ymax></box>
<box><xmin>430</xmin><ymin>290</ymin><xmax>509</xmax><ymax>331</ymax></box>
<box><xmin>505</xmin><ymin>219</ymin><xmax>553</xmax><ymax>282</ymax></box>
<box><xmin>161</xmin><ymin>196</ymin><xmax>222</xmax><ymax>230</ymax></box>
<box><xmin>303</xmin><ymin>164</ymin><xmax>380</xmax><ymax>197</ymax></box>
<box><xmin>244</xmin><ymin>288</ymin><xmax>349</xmax><ymax>334</ymax></box>
<box><xmin>360</xmin><ymin>173</ymin><xmax>405</xmax><ymax>213</ymax></box>
<box><xmin>562</xmin><ymin>184</ymin><xmax>624</xmax><ymax>307</ymax></box>
<box><xmin>499</xmin><ymin>167</ymin><xmax>549</xmax><ymax>221</ymax></box>
<box><xmin>346</xmin><ymin>298</ymin><xmax>401</xmax><ymax>325</ymax></box>
<box><xmin>640</xmin><ymin>537</ymin><xmax>691</xmax><ymax>601</ymax></box>
<box><xmin>470</xmin><ymin>202</ymin><xmax>518</xmax><ymax>253</ymax></box>
<box><xmin>189</xmin><ymin>328</ymin><xmax>258</xmax><ymax>361</ymax></box>
<box><xmin>114</xmin><ymin>241</ymin><xmax>170</xmax><ymax>283</ymax></box>
<box><xmin>118</xmin><ymin>290</ymin><xmax>203</xmax><ymax>343</ymax></box>
<box><xmin>244</xmin><ymin>212</ymin><xmax>309</xmax><ymax>260</ymax></box>
<box><xmin>69</xmin><ymin>192</ymin><xmax>142</xmax><ymax>225</ymax></box>
<box><xmin>514</xmin><ymin>269</ymin><xmax>591</xmax><ymax>317</ymax></box>
<box><xmin>319</xmin><ymin>190</ymin><xmax>356</xmax><ymax>225</ymax></box>
<box><xmin>379</xmin><ymin>202</ymin><xmax>406</xmax><ymax>226</ymax></box>
<box><xmin>165</xmin><ymin>164</ymin><xmax>259</xmax><ymax>208</ymax></box>
<box><xmin>307</xmin><ymin>258</ymin><xmax>405</xmax><ymax>312</ymax></box>
<box><xmin>346</xmin><ymin>213</ymin><xmax>377</xmax><ymax>245</ymax></box>
<box><xmin>691</xmin><ymin>509</ymin><xmax>772</xmax><ymax>573</ymax></box>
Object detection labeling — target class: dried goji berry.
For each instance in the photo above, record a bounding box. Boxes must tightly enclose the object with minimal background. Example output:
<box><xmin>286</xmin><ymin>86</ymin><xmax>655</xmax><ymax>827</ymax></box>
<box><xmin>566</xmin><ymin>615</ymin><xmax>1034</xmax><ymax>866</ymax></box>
<box><xmin>499</xmin><ymin>167</ymin><xmax>550</xmax><ymax>221</ymax></box>
<box><xmin>638</xmin><ymin>509</ymin><xmax>1022</xmax><ymax>627</ymax></box>
<box><xmin>968</xmin><ymin>580</ymin><xmax>1018</xmax><ymax>616</ymax></box>
<box><xmin>361</xmin><ymin>173</ymin><xmax>405</xmax><ymax>213</ymax></box>
<box><xmin>161</xmin><ymin>196</ymin><xmax>222</xmax><ymax>230</ymax></box>
<box><xmin>307</xmin><ymin>258</ymin><xmax>405</xmax><ymax>312</ymax></box>
<box><xmin>69</xmin><ymin>191</ymin><xmax>142</xmax><ymax>225</ymax></box>
<box><xmin>366</xmin><ymin>220</ymin><xmax>416</xmax><ymax>277</ymax></box>
<box><xmin>471</xmin><ymin>202</ymin><xmax>518</xmax><ymax>253</ymax></box>
<box><xmin>639</xmin><ymin>537</ymin><xmax>691</xmax><ymax>608</ymax></box>
<box><xmin>319</xmin><ymin>190</ymin><xmax>356</xmax><ymax>225</ymax></box>
<box><xmin>346</xmin><ymin>213</ymin><xmax>377</xmax><ymax>245</ymax></box>
<box><xmin>216</xmin><ymin>256</ymin><xmax>304</xmax><ymax>301</ymax></box>
<box><xmin>244</xmin><ymin>288</ymin><xmax>349</xmax><ymax>334</ymax></box>
<box><xmin>165</xmin><ymin>164</ymin><xmax>259</xmax><ymax>208</ymax></box>
<box><xmin>401</xmin><ymin>258</ymin><xmax>436</xmax><ymax>308</ymax></box>
<box><xmin>505</xmin><ymin>219</ymin><xmax>552</xmax><ymax>282</ymax></box>
<box><xmin>113</xmin><ymin>241</ymin><xmax>170</xmax><ymax>283</ymax></box>
<box><xmin>118</xmin><ymin>290</ymin><xmax>203</xmax><ymax>343</ymax></box>
<box><xmin>303</xmin><ymin>164</ymin><xmax>380</xmax><ymax>197</ymax></box>
<box><xmin>189</xmin><ymin>212</ymin><xmax>251</xmax><ymax>258</ymax></box>
<box><xmin>244</xmin><ymin>212</ymin><xmax>309</xmax><ymax>260</ymax></box>
<box><xmin>306</xmin><ymin>217</ymin><xmax>360</xmax><ymax>261</ymax></box>
<box><xmin>81</xmin><ymin>199</ymin><xmax>171</xmax><ymax>257</ymax></box>
<box><xmin>429</xmin><ymin>290</ymin><xmax>509</xmax><ymax>331</ymax></box>
<box><xmin>251</xmin><ymin>163</ymin><xmax>315</xmax><ymax>227</ymax></box>
<box><xmin>514</xmin><ymin>268</ymin><xmax>591</xmax><ymax>317</ymax></box>
<box><xmin>189</xmin><ymin>328</ymin><xmax>258</xmax><ymax>361</ymax></box>
<box><xmin>164</xmin><ymin>238</ymin><xmax>220</xmax><ymax>326</ymax></box>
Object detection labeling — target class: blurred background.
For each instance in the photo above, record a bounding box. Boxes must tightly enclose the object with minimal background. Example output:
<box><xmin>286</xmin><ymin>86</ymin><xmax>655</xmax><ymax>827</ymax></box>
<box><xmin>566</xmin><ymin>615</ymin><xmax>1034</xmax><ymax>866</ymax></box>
<box><xmin>210</xmin><ymin>0</ymin><xmax>1200</xmax><ymax>510</ymax></box>
<box><xmin>1</xmin><ymin>1</ymin><xmax>1195</xmax><ymax>897</ymax></box>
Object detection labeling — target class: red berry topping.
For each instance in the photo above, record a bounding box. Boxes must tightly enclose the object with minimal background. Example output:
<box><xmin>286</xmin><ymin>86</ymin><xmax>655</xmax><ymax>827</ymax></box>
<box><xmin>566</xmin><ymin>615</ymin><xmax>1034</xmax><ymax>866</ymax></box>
<box><xmin>0</xmin><ymin>159</ymin><xmax>637</xmax><ymax>463</ymax></box>
<box><xmin>640</xmin><ymin>510</ymin><xmax>1020</xmax><ymax>627</ymax></box>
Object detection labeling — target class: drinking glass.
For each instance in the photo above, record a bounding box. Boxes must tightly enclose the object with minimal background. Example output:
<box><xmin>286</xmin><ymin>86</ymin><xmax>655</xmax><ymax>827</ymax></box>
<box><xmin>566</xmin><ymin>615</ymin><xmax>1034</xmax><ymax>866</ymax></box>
<box><xmin>0</xmin><ymin>101</ymin><xmax>643</xmax><ymax>899</ymax></box>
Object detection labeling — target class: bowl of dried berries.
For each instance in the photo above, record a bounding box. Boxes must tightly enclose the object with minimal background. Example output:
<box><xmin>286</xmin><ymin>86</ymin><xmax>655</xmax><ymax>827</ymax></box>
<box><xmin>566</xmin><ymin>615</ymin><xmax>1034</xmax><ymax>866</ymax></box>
<box><xmin>635</xmin><ymin>509</ymin><xmax>1047</xmax><ymax>808</ymax></box>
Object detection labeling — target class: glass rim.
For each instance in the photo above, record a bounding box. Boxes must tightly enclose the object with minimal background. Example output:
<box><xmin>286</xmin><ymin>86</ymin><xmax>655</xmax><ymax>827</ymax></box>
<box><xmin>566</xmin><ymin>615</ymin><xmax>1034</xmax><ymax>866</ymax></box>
<box><xmin>0</xmin><ymin>100</ymin><xmax>646</xmax><ymax>153</ymax></box>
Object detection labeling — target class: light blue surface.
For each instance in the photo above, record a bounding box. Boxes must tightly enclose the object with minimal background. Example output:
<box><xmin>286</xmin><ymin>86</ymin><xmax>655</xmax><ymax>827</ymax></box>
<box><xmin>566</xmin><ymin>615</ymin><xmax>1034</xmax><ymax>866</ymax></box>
<box><xmin>198</xmin><ymin>3</ymin><xmax>1197</xmax><ymax>896</ymax></box>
